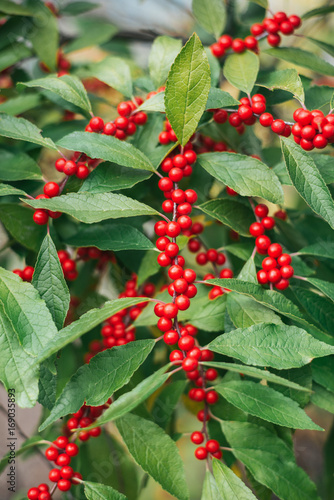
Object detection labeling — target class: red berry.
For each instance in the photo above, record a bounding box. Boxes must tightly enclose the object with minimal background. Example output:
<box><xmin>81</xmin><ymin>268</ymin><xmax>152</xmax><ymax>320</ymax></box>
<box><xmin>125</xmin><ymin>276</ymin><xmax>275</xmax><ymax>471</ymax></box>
<box><xmin>117</xmin><ymin>102</ymin><xmax>132</xmax><ymax>117</ymax></box>
<box><xmin>157</xmin><ymin>317</ymin><xmax>173</xmax><ymax>332</ymax></box>
<box><xmin>219</xmin><ymin>34</ymin><xmax>233</xmax><ymax>48</ymax></box>
<box><xmin>173</xmin><ymin>154</ymin><xmax>187</xmax><ymax>168</ymax></box>
<box><xmin>49</xmin><ymin>469</ymin><xmax>61</xmax><ymax>482</ymax></box>
<box><xmin>168</xmin><ymin>265</ymin><xmax>183</xmax><ymax>280</ymax></box>
<box><xmin>255</xmin><ymin>235</ymin><xmax>271</xmax><ymax>252</ymax></box>
<box><xmin>195</xmin><ymin>447</ymin><xmax>208</xmax><ymax>460</ymax></box>
<box><xmin>22</xmin><ymin>266</ymin><xmax>34</xmax><ymax>281</ymax></box>
<box><xmin>301</xmin><ymin>125</ymin><xmax>316</xmax><ymax>140</ymax></box>
<box><xmin>197</xmin><ymin>409</ymin><xmax>210</xmax><ymax>422</ymax></box>
<box><xmin>278</xmin><ymin>253</ymin><xmax>291</xmax><ymax>266</ymax></box>
<box><xmin>162</xmin><ymin>200</ymin><xmax>174</xmax><ymax>213</ymax></box>
<box><xmin>300</xmin><ymin>138</ymin><xmax>314</xmax><ymax>151</ymax></box>
<box><xmin>274</xmin><ymin>11</ymin><xmax>287</xmax><ymax>22</ymax></box>
<box><xmin>206</xmin><ymin>439</ymin><xmax>220</xmax><ymax>453</ymax></box>
<box><xmin>76</xmin><ymin>165</ymin><xmax>90</xmax><ymax>179</ymax></box>
<box><xmin>192</xmin><ymin>222</ymin><xmax>204</xmax><ymax>234</ymax></box>
<box><xmin>65</xmin><ymin>443</ymin><xmax>79</xmax><ymax>457</ymax></box>
<box><xmin>89</xmin><ymin>427</ymin><xmax>102</xmax><ymax>437</ymax></box>
<box><xmin>271</xmin><ymin>119</ymin><xmax>286</xmax><ymax>135</ymax></box>
<box><xmin>164</xmin><ymin>330</ymin><xmax>179</xmax><ymax>345</ymax></box>
<box><xmin>154</xmin><ymin>221</ymin><xmax>167</xmax><ymax>236</ymax></box>
<box><xmin>206</xmin><ymin>390</ymin><xmax>219</xmax><ymax>405</ymax></box>
<box><xmin>175</xmin><ymin>294</ymin><xmax>190</xmax><ymax>310</ymax></box>
<box><xmin>210</xmin><ymin>42</ymin><xmax>225</xmax><ymax>58</ymax></box>
<box><xmin>89</xmin><ymin>116</ymin><xmax>104</xmax><ymax>132</ymax></box>
<box><xmin>249</xmin><ymin>222</ymin><xmax>264</xmax><ymax>237</ymax></box>
<box><xmin>57</xmin><ymin>479</ymin><xmax>72</xmax><ymax>492</ymax></box>
<box><xmin>313</xmin><ymin>134</ymin><xmax>328</xmax><ymax>149</ymax></box>
<box><xmin>213</xmin><ymin>109</ymin><xmax>228</xmax><ymax>123</ymax></box>
<box><xmin>252</xmin><ymin>101</ymin><xmax>266</xmax><ymax>114</ymax></box>
<box><xmin>27</xmin><ymin>488</ymin><xmax>40</xmax><ymax>500</ymax></box>
<box><xmin>251</xmin><ymin>23</ymin><xmax>264</xmax><ymax>36</ymax></box>
<box><xmin>56</xmin><ymin>453</ymin><xmax>71</xmax><ymax>467</ymax></box>
<box><xmin>184</xmin><ymin>151</ymin><xmax>197</xmax><ymax>165</ymax></box>
<box><xmin>166</xmin><ymin>221</ymin><xmax>181</xmax><ymax>238</ymax></box>
<box><xmin>280</xmin><ymin>265</ymin><xmax>294</xmax><ymax>279</ymax></box>
<box><xmin>33</xmin><ymin>210</ymin><xmax>49</xmax><ymax>225</ymax></box>
<box><xmin>262</xmin><ymin>216</ymin><xmax>275</xmax><ymax>230</ymax></box>
<box><xmin>280</xmin><ymin>21</ymin><xmax>294</xmax><ymax>34</ymax></box>
<box><xmin>226</xmin><ymin>186</ymin><xmax>238</xmax><ymax>196</ymax></box>
<box><xmin>259</xmin><ymin>113</ymin><xmax>273</xmax><ymax>127</ymax></box>
<box><xmin>205</xmin><ymin>368</ymin><xmax>218</xmax><ymax>381</ymax></box>
<box><xmin>55</xmin><ymin>158</ymin><xmax>66</xmax><ymax>172</ymax></box>
<box><xmin>104</xmin><ymin>122</ymin><xmax>116</xmax><ymax>135</ymax></box>
<box><xmin>196</xmin><ymin>252</ymin><xmax>208</xmax><ymax>265</ymax></box>
<box><xmin>201</xmin><ymin>349</ymin><xmax>213</xmax><ymax>361</ymax></box>
<box><xmin>63</xmin><ymin>160</ymin><xmax>77</xmax><ymax>176</ymax></box>
<box><xmin>255</xmin><ymin>204</ymin><xmax>269</xmax><ymax>218</ymax></box>
<box><xmin>268</xmin><ymin>268</ymin><xmax>281</xmax><ymax>283</ymax></box>
<box><xmin>182</xmin><ymin>357</ymin><xmax>198</xmax><ymax>372</ymax></box>
<box><xmin>244</xmin><ymin>36</ymin><xmax>258</xmax><ymax>50</ymax></box>
<box><xmin>183</xmin><ymin>268</ymin><xmax>196</xmax><ymax>283</ymax></box>
<box><xmin>275</xmin><ymin>278</ymin><xmax>290</xmax><ymax>290</ymax></box>
<box><xmin>158</xmin><ymin>177</ymin><xmax>173</xmax><ymax>192</ymax></box>
<box><xmin>178</xmin><ymin>215</ymin><xmax>192</xmax><ymax>229</ymax></box>
<box><xmin>231</xmin><ymin>38</ymin><xmax>245</xmax><ymax>53</ymax></box>
<box><xmin>45</xmin><ymin>446</ymin><xmax>58</xmax><ymax>461</ymax></box>
<box><xmin>164</xmin><ymin>303</ymin><xmax>179</xmax><ymax>319</ymax></box>
<box><xmin>229</xmin><ymin>112</ymin><xmax>242</xmax><ymax>127</ymax></box>
<box><xmin>257</xmin><ymin>270</ymin><xmax>268</xmax><ymax>284</ymax></box>
<box><xmin>44</xmin><ymin>182</ymin><xmax>59</xmax><ymax>198</ymax></box>
<box><xmin>262</xmin><ymin>256</ymin><xmax>277</xmax><ymax>271</ymax></box>
<box><xmin>268</xmin><ymin>243</ymin><xmax>282</xmax><ymax>258</ymax></box>
<box><xmin>267</xmin><ymin>33</ymin><xmax>281</xmax><ymax>46</ymax></box>
<box><xmin>297</xmin><ymin>109</ymin><xmax>312</xmax><ymax>126</ymax></box>
<box><xmin>178</xmin><ymin>335</ymin><xmax>195</xmax><ymax>351</ymax></box>
<box><xmin>170</xmin><ymin>350</ymin><xmax>183</xmax><ymax>362</ymax></box>
<box><xmin>289</xmin><ymin>15</ymin><xmax>301</xmax><ymax>28</ymax></box>
<box><xmin>169</xmin><ymin>167</ymin><xmax>183</xmax><ymax>182</ymax></box>
<box><xmin>238</xmin><ymin>105</ymin><xmax>253</xmax><ymax>121</ymax></box>
<box><xmin>216</xmin><ymin>253</ymin><xmax>226</xmax><ymax>265</ymax></box>
<box><xmin>265</xmin><ymin>20</ymin><xmax>280</xmax><ymax>33</ymax></box>
<box><xmin>219</xmin><ymin>268</ymin><xmax>233</xmax><ymax>279</ymax></box>
<box><xmin>60</xmin><ymin>466</ymin><xmax>74</xmax><ymax>479</ymax></box>
<box><xmin>207</xmin><ymin>248</ymin><xmax>218</xmax><ymax>262</ymax></box>
<box><xmin>191</xmin><ymin>431</ymin><xmax>204</xmax><ymax>444</ymax></box>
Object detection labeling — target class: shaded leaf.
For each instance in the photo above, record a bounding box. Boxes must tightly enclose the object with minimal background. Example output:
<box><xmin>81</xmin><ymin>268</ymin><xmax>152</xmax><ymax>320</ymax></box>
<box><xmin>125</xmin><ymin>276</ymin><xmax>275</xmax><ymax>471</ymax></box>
<box><xmin>192</xmin><ymin>0</ymin><xmax>226</xmax><ymax>39</ymax></box>
<box><xmin>149</xmin><ymin>36</ymin><xmax>182</xmax><ymax>88</ymax></box>
<box><xmin>266</xmin><ymin>47</ymin><xmax>334</xmax><ymax>76</ymax></box>
<box><xmin>198</xmin><ymin>198</ymin><xmax>254</xmax><ymax>236</ymax></box>
<box><xmin>223</xmin><ymin>51</ymin><xmax>259</xmax><ymax>94</ymax></box>
<box><xmin>0</xmin><ymin>114</ymin><xmax>57</xmax><ymax>150</ymax></box>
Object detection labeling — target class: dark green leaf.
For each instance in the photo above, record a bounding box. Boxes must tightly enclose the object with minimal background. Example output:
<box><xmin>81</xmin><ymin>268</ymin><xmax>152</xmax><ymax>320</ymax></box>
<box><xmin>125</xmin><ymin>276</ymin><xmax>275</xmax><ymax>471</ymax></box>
<box><xmin>217</xmin><ymin>380</ymin><xmax>321</xmax><ymax>430</ymax></box>
<box><xmin>86</xmin><ymin>56</ymin><xmax>132</xmax><ymax>97</ymax></box>
<box><xmin>223</xmin><ymin>51</ymin><xmax>259</xmax><ymax>94</ymax></box>
<box><xmin>198</xmin><ymin>152</ymin><xmax>284</xmax><ymax>204</ymax></box>
<box><xmin>212</xmin><ymin>459</ymin><xmax>257</xmax><ymax>499</ymax></box>
<box><xmin>0</xmin><ymin>204</ymin><xmax>46</xmax><ymax>252</ymax></box>
<box><xmin>265</xmin><ymin>47</ymin><xmax>334</xmax><ymax>76</ymax></box>
<box><xmin>198</xmin><ymin>198</ymin><xmax>254</xmax><ymax>236</ymax></box>
<box><xmin>61</xmin><ymin>1</ymin><xmax>99</xmax><ymax>15</ymax></box>
<box><xmin>84</xmin><ymin>481</ymin><xmax>127</xmax><ymax>500</ymax></box>
<box><xmin>65</xmin><ymin>20</ymin><xmax>117</xmax><ymax>53</ymax></box>
<box><xmin>0</xmin><ymin>114</ymin><xmax>57</xmax><ymax>150</ymax></box>
<box><xmin>307</xmin><ymin>37</ymin><xmax>334</xmax><ymax>57</ymax></box>
<box><xmin>165</xmin><ymin>33</ymin><xmax>211</xmax><ymax>146</ymax></box>
<box><xmin>0</xmin><ymin>268</ymin><xmax>57</xmax><ymax>407</ymax></box>
<box><xmin>35</xmin><ymin>297</ymin><xmax>150</xmax><ymax>364</ymax></box>
<box><xmin>24</xmin><ymin>191</ymin><xmax>158</xmax><ymax>223</ymax></box>
<box><xmin>0</xmin><ymin>43</ymin><xmax>32</xmax><ymax>72</ymax></box>
<box><xmin>39</xmin><ymin>339</ymin><xmax>155</xmax><ymax>430</ymax></box>
<box><xmin>312</xmin><ymin>357</ymin><xmax>334</xmax><ymax>393</ymax></box>
<box><xmin>137</xmin><ymin>250</ymin><xmax>160</xmax><ymax>286</ymax></box>
<box><xmin>292</xmin><ymin>287</ymin><xmax>334</xmax><ymax>335</ymax></box>
<box><xmin>205</xmin><ymin>87</ymin><xmax>239</xmax><ymax>109</ymax></box>
<box><xmin>20</xmin><ymin>74</ymin><xmax>92</xmax><ymax>114</ymax></box>
<box><xmin>117</xmin><ymin>413</ymin><xmax>189</xmax><ymax>500</ymax></box>
<box><xmin>298</xmin><ymin>241</ymin><xmax>334</xmax><ymax>260</ymax></box>
<box><xmin>152</xmin><ymin>380</ymin><xmax>187</xmax><ymax>429</ymax></box>
<box><xmin>227</xmin><ymin>293</ymin><xmax>282</xmax><ymax>328</ymax></box>
<box><xmin>65</xmin><ymin>222</ymin><xmax>154</xmax><ymax>251</ymax></box>
<box><xmin>256</xmin><ymin>68</ymin><xmax>304</xmax><ymax>103</ymax></box>
<box><xmin>208</xmin><ymin>322</ymin><xmax>334</xmax><ymax>369</ymax></box>
<box><xmin>0</xmin><ymin>94</ymin><xmax>41</xmax><ymax>116</ymax></box>
<box><xmin>302</xmin><ymin>5</ymin><xmax>334</xmax><ymax>20</ymax></box>
<box><xmin>0</xmin><ymin>184</ymin><xmax>27</xmax><ymax>197</ymax></box>
<box><xmin>0</xmin><ymin>0</ymin><xmax>34</xmax><ymax>15</ymax></box>
<box><xmin>221</xmin><ymin>421</ymin><xmax>321</xmax><ymax>500</ymax></box>
<box><xmin>311</xmin><ymin>382</ymin><xmax>334</xmax><ymax>413</ymax></box>
<box><xmin>32</xmin><ymin>235</ymin><xmax>70</xmax><ymax>330</ymax></box>
<box><xmin>58</xmin><ymin>131</ymin><xmax>155</xmax><ymax>172</ymax></box>
<box><xmin>149</xmin><ymin>36</ymin><xmax>182</xmax><ymax>88</ymax></box>
<box><xmin>79</xmin><ymin>163</ymin><xmax>152</xmax><ymax>194</ymax></box>
<box><xmin>306</xmin><ymin>277</ymin><xmax>334</xmax><ymax>302</ymax></box>
<box><xmin>281</xmin><ymin>138</ymin><xmax>334</xmax><ymax>229</ymax></box>
<box><xmin>192</xmin><ymin>0</ymin><xmax>226</xmax><ymax>39</ymax></box>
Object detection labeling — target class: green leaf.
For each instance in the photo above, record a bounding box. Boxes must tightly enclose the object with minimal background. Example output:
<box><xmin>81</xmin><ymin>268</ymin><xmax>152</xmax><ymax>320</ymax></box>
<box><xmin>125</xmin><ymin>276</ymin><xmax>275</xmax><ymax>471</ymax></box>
<box><xmin>217</xmin><ymin>380</ymin><xmax>321</xmax><ymax>430</ymax></box>
<box><xmin>65</xmin><ymin>20</ymin><xmax>117</xmax><ymax>53</ymax></box>
<box><xmin>222</xmin><ymin>421</ymin><xmax>321</xmax><ymax>500</ymax></box>
<box><xmin>205</xmin><ymin>87</ymin><xmax>239</xmax><ymax>109</ymax></box>
<box><xmin>137</xmin><ymin>250</ymin><xmax>161</xmax><ymax>286</ymax></box>
<box><xmin>87</xmin><ymin>56</ymin><xmax>132</xmax><ymax>97</ymax></box>
<box><xmin>223</xmin><ymin>51</ymin><xmax>259</xmax><ymax>94</ymax></box>
<box><xmin>0</xmin><ymin>184</ymin><xmax>27</xmax><ymax>197</ymax></box>
<box><xmin>302</xmin><ymin>5</ymin><xmax>334</xmax><ymax>20</ymax></box>
<box><xmin>0</xmin><ymin>43</ymin><xmax>32</xmax><ymax>72</ymax></box>
<box><xmin>208</xmin><ymin>322</ymin><xmax>334</xmax><ymax>369</ymax></box>
<box><xmin>0</xmin><ymin>93</ymin><xmax>41</xmax><ymax>116</ymax></box>
<box><xmin>24</xmin><ymin>191</ymin><xmax>158</xmax><ymax>223</ymax></box>
<box><xmin>227</xmin><ymin>293</ymin><xmax>283</xmax><ymax>328</ymax></box>
<box><xmin>183</xmin><ymin>294</ymin><xmax>226</xmax><ymax>332</ymax></box>
<box><xmin>0</xmin><ymin>149</ymin><xmax>42</xmax><ymax>181</ymax></box>
<box><xmin>84</xmin><ymin>481</ymin><xmax>127</xmax><ymax>500</ymax></box>
<box><xmin>34</xmin><ymin>297</ymin><xmax>150</xmax><ymax>364</ymax></box>
<box><xmin>198</xmin><ymin>198</ymin><xmax>254</xmax><ymax>236</ymax></box>
<box><xmin>79</xmin><ymin>163</ymin><xmax>152</xmax><ymax>194</ymax></box>
<box><xmin>306</xmin><ymin>277</ymin><xmax>334</xmax><ymax>302</ymax></box>
<box><xmin>20</xmin><ymin>75</ymin><xmax>92</xmax><ymax>114</ymax></box>
<box><xmin>249</xmin><ymin>0</ymin><xmax>267</xmax><ymax>7</ymax></box>
<box><xmin>0</xmin><ymin>204</ymin><xmax>46</xmax><ymax>252</ymax></box>
<box><xmin>39</xmin><ymin>339</ymin><xmax>155</xmax><ymax>430</ymax></box>
<box><xmin>198</xmin><ymin>152</ymin><xmax>284</xmax><ymax>204</ymax></box>
<box><xmin>0</xmin><ymin>0</ymin><xmax>34</xmax><ymax>15</ymax></box>
<box><xmin>256</xmin><ymin>69</ymin><xmax>304</xmax><ymax>103</ymax></box>
<box><xmin>58</xmin><ymin>131</ymin><xmax>155</xmax><ymax>172</ymax></box>
<box><xmin>26</xmin><ymin>0</ymin><xmax>58</xmax><ymax>72</ymax></box>
<box><xmin>149</xmin><ymin>36</ymin><xmax>182</xmax><ymax>88</ymax></box>
<box><xmin>311</xmin><ymin>382</ymin><xmax>334</xmax><ymax>414</ymax></box>
<box><xmin>271</xmin><ymin>365</ymin><xmax>312</xmax><ymax>408</ymax></box>
<box><xmin>64</xmin><ymin>222</ymin><xmax>154</xmax><ymax>251</ymax></box>
<box><xmin>89</xmin><ymin>366</ymin><xmax>171</xmax><ymax>428</ymax></box>
<box><xmin>307</xmin><ymin>37</ymin><xmax>334</xmax><ymax>58</ymax></box>
<box><xmin>0</xmin><ymin>114</ymin><xmax>57</xmax><ymax>150</ymax></box>
<box><xmin>207</xmin><ymin>279</ymin><xmax>330</xmax><ymax>342</ymax></box>
<box><xmin>137</xmin><ymin>92</ymin><xmax>165</xmax><ymax>113</ymax></box>
<box><xmin>203</xmin><ymin>361</ymin><xmax>310</xmax><ymax>392</ymax></box>
<box><xmin>212</xmin><ymin>460</ymin><xmax>257</xmax><ymax>500</ymax></box>
<box><xmin>281</xmin><ymin>138</ymin><xmax>334</xmax><ymax>229</ymax></box>
<box><xmin>201</xmin><ymin>470</ymin><xmax>220</xmax><ymax>500</ymax></box>
<box><xmin>61</xmin><ymin>1</ymin><xmax>99</xmax><ymax>15</ymax></box>
<box><xmin>312</xmin><ymin>357</ymin><xmax>334</xmax><ymax>393</ymax></box>
<box><xmin>265</xmin><ymin>47</ymin><xmax>334</xmax><ymax>76</ymax></box>
<box><xmin>117</xmin><ymin>413</ymin><xmax>189</xmax><ymax>500</ymax></box>
<box><xmin>238</xmin><ymin>257</ymin><xmax>257</xmax><ymax>284</ymax></box>
<box><xmin>292</xmin><ymin>287</ymin><xmax>334</xmax><ymax>335</ymax></box>
<box><xmin>38</xmin><ymin>359</ymin><xmax>57</xmax><ymax>410</ymax></box>
<box><xmin>165</xmin><ymin>33</ymin><xmax>211</xmax><ymax>146</ymax></box>
<box><xmin>298</xmin><ymin>242</ymin><xmax>334</xmax><ymax>260</ymax></box>
<box><xmin>32</xmin><ymin>235</ymin><xmax>70</xmax><ymax>330</ymax></box>
<box><xmin>192</xmin><ymin>0</ymin><xmax>226</xmax><ymax>39</ymax></box>
<box><xmin>0</xmin><ymin>268</ymin><xmax>57</xmax><ymax>407</ymax></box>
<box><xmin>152</xmin><ymin>380</ymin><xmax>187</xmax><ymax>429</ymax></box>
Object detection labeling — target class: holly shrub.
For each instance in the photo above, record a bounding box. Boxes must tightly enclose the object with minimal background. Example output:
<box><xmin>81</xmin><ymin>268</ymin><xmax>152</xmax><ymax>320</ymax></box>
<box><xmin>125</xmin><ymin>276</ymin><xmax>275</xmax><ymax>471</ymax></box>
<box><xmin>1</xmin><ymin>1</ymin><xmax>334</xmax><ymax>499</ymax></box>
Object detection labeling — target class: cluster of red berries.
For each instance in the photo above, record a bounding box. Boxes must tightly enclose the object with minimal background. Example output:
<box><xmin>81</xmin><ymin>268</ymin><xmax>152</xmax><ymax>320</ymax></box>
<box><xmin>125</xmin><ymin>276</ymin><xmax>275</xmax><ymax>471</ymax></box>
<box><xmin>57</xmin><ymin>250</ymin><xmax>78</xmax><ymax>281</ymax></box>
<box><xmin>210</xmin><ymin>34</ymin><xmax>258</xmax><ymax>58</ymax></box>
<box><xmin>28</xmin><ymin>436</ymin><xmax>82</xmax><ymax>498</ymax></box>
<box><xmin>54</xmin><ymin>151</ymin><xmax>97</xmax><ymax>181</ymax></box>
<box><xmin>291</xmin><ymin>109</ymin><xmax>334</xmax><ymax>150</ymax></box>
<box><xmin>196</xmin><ymin>134</ymin><xmax>229</xmax><ymax>154</ymax></box>
<box><xmin>85</xmin><ymin>275</ymin><xmax>153</xmax><ymax>363</ymax></box>
<box><xmin>249</xmin><ymin>204</ymin><xmax>294</xmax><ymax>289</ymax></box>
<box><xmin>12</xmin><ymin>266</ymin><xmax>34</xmax><ymax>282</ymax></box>
<box><xmin>250</xmin><ymin>12</ymin><xmax>301</xmax><ymax>47</ymax></box>
<box><xmin>33</xmin><ymin>182</ymin><xmax>61</xmax><ymax>226</ymax></box>
<box><xmin>159</xmin><ymin>118</ymin><xmax>178</xmax><ymax>145</ymax></box>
